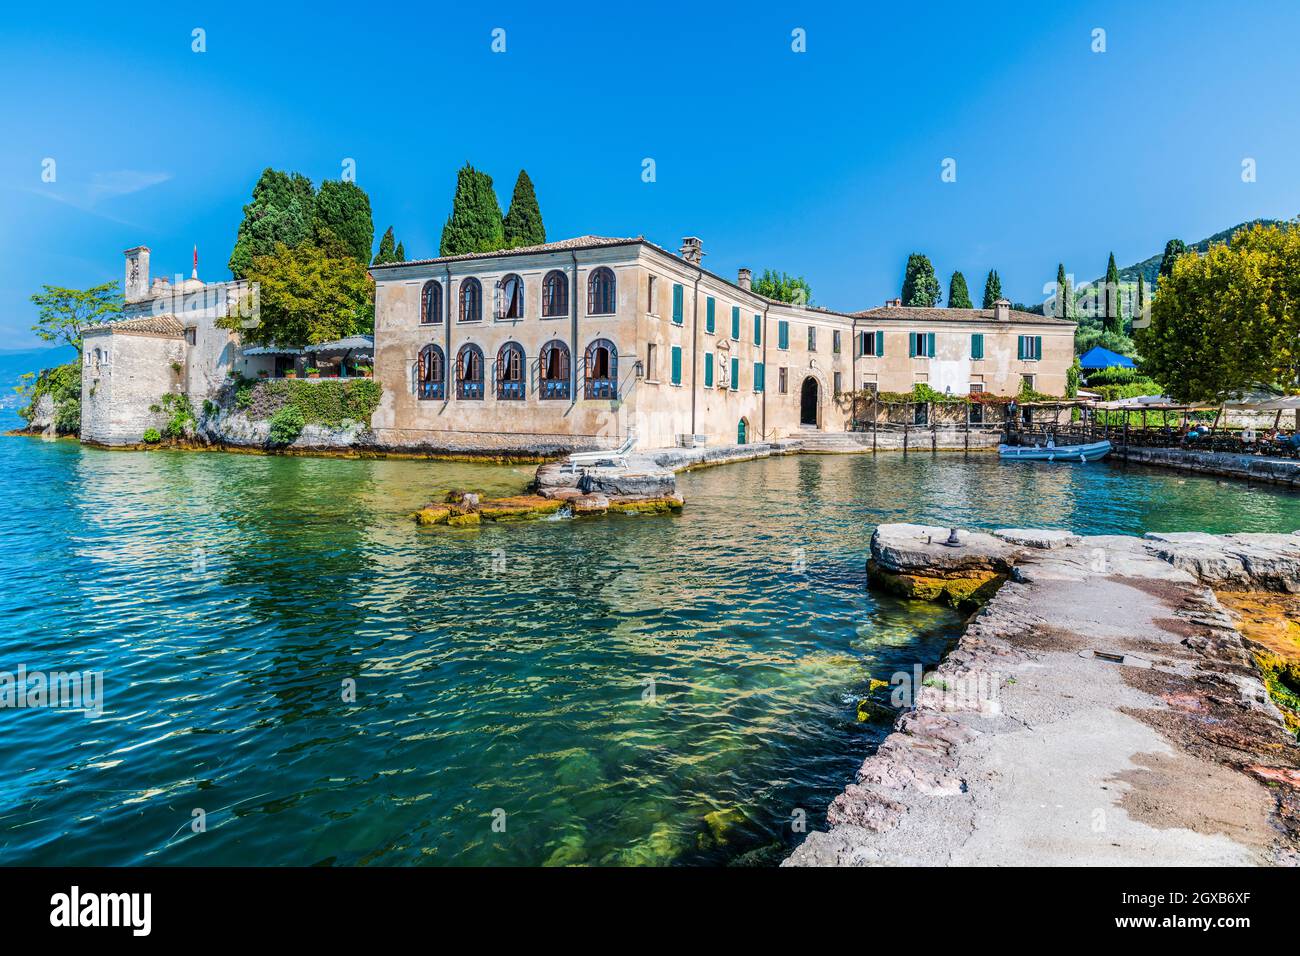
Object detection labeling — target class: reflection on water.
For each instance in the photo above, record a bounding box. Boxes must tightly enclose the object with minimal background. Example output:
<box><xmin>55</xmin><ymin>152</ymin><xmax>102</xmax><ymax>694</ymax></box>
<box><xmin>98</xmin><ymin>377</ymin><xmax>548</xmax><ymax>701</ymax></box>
<box><xmin>1</xmin><ymin>438</ymin><xmax>1298</xmax><ymax>865</ymax></box>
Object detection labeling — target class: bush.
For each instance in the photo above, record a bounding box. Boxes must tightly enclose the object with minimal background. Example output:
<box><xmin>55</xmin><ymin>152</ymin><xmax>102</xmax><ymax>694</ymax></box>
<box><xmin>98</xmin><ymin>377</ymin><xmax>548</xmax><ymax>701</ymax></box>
<box><xmin>17</xmin><ymin>360</ymin><xmax>81</xmax><ymax>432</ymax></box>
<box><xmin>236</xmin><ymin>378</ymin><xmax>381</xmax><ymax>428</ymax></box>
<box><xmin>54</xmin><ymin>398</ymin><xmax>81</xmax><ymax>434</ymax></box>
<box><xmin>268</xmin><ymin>405</ymin><xmax>305</xmax><ymax>445</ymax></box>
<box><xmin>142</xmin><ymin>428</ymin><xmax>162</xmax><ymax>444</ymax></box>
<box><xmin>158</xmin><ymin>392</ymin><xmax>197</xmax><ymax>439</ymax></box>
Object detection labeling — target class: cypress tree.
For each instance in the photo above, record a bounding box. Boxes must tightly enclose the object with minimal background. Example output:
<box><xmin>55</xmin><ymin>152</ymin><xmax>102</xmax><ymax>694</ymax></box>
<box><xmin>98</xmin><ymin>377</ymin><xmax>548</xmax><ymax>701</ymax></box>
<box><xmin>311</xmin><ymin>180</ymin><xmax>375</xmax><ymax>264</ymax></box>
<box><xmin>502</xmin><ymin>170</ymin><xmax>546</xmax><ymax>248</ymax></box>
<box><xmin>947</xmin><ymin>271</ymin><xmax>973</xmax><ymax>308</ymax></box>
<box><xmin>1135</xmin><ymin>273</ymin><xmax>1146</xmax><ymax>325</ymax></box>
<box><xmin>373</xmin><ymin>226</ymin><xmax>397</xmax><ymax>265</ymax></box>
<box><xmin>1157</xmin><ymin>239</ymin><xmax>1187</xmax><ymax>283</ymax></box>
<box><xmin>981</xmin><ymin>269</ymin><xmax>1002</xmax><ymax>308</ymax></box>
<box><xmin>228</xmin><ymin>169</ymin><xmax>316</xmax><ymax>279</ymax></box>
<box><xmin>440</xmin><ymin>163</ymin><xmax>505</xmax><ymax>256</ymax></box>
<box><xmin>901</xmin><ymin>253</ymin><xmax>941</xmax><ymax>307</ymax></box>
<box><xmin>394</xmin><ymin>241</ymin><xmax>405</xmax><ymax>262</ymax></box>
<box><xmin>1103</xmin><ymin>252</ymin><xmax>1122</xmax><ymax>335</ymax></box>
<box><xmin>1055</xmin><ymin>263</ymin><xmax>1073</xmax><ymax>320</ymax></box>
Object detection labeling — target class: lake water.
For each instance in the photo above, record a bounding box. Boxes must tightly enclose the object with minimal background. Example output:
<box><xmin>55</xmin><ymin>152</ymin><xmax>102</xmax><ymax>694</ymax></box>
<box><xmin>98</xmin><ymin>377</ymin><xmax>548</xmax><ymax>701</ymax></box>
<box><xmin>2</xmin><ymin>433</ymin><xmax>1299</xmax><ymax>866</ymax></box>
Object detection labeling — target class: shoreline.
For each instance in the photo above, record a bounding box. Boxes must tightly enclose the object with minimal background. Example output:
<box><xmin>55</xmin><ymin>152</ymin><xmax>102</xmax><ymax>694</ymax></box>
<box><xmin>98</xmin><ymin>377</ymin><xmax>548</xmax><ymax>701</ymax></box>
<box><xmin>785</xmin><ymin>524</ymin><xmax>1300</xmax><ymax>867</ymax></box>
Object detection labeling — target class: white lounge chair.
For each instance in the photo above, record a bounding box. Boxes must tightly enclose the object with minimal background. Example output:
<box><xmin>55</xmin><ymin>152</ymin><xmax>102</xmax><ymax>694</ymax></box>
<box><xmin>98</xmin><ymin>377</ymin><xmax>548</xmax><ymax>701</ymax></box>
<box><xmin>564</xmin><ymin>430</ymin><xmax>637</xmax><ymax>471</ymax></box>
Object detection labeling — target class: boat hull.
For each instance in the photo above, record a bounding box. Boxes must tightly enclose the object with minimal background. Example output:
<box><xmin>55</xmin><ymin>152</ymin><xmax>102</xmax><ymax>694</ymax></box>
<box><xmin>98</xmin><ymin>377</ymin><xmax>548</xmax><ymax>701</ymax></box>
<box><xmin>998</xmin><ymin>440</ymin><xmax>1112</xmax><ymax>463</ymax></box>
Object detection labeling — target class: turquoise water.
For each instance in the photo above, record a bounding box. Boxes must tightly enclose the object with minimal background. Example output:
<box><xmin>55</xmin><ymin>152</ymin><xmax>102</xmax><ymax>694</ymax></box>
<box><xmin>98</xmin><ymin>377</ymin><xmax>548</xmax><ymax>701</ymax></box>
<box><xmin>2</xmin><ymin>432</ymin><xmax>1299</xmax><ymax>866</ymax></box>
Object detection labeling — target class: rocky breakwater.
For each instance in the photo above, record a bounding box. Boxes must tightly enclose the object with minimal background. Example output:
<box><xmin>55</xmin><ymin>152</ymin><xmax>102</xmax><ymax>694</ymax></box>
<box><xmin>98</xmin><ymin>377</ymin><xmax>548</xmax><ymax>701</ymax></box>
<box><xmin>786</xmin><ymin>524</ymin><xmax>1300</xmax><ymax>867</ymax></box>
<box><xmin>412</xmin><ymin>487</ymin><xmax>682</xmax><ymax>527</ymax></box>
<box><xmin>532</xmin><ymin>450</ymin><xmax>684</xmax><ymax>518</ymax></box>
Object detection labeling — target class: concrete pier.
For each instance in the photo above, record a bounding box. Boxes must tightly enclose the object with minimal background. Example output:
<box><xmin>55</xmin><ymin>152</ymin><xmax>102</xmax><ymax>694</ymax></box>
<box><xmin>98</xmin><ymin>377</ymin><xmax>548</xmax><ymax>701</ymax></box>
<box><xmin>785</xmin><ymin>524</ymin><xmax>1300</xmax><ymax>867</ymax></box>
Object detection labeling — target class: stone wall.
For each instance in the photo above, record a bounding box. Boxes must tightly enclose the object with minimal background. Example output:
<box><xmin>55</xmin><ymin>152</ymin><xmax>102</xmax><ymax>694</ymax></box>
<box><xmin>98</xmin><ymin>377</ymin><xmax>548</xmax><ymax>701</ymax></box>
<box><xmin>1118</xmin><ymin>445</ymin><xmax>1300</xmax><ymax>488</ymax></box>
<box><xmin>81</xmin><ymin>331</ymin><xmax>185</xmax><ymax>445</ymax></box>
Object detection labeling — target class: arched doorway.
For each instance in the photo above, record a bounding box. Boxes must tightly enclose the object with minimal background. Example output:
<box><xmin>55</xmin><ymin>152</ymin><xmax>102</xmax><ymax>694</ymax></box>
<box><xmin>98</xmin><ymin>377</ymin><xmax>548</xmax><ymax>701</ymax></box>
<box><xmin>737</xmin><ymin>417</ymin><xmax>749</xmax><ymax>445</ymax></box>
<box><xmin>800</xmin><ymin>377</ymin><xmax>819</xmax><ymax>426</ymax></box>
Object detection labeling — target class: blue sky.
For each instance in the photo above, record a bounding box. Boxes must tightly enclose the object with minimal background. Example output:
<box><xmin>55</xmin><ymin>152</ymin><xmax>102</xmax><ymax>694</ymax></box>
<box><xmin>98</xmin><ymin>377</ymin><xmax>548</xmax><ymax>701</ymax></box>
<box><xmin>2</xmin><ymin>0</ymin><xmax>1297</xmax><ymax>350</ymax></box>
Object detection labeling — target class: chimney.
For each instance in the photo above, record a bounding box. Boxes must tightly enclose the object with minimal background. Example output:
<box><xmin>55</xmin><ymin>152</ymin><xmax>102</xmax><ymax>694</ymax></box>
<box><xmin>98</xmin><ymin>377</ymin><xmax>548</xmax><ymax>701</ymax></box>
<box><xmin>679</xmin><ymin>237</ymin><xmax>704</xmax><ymax>266</ymax></box>
<box><xmin>886</xmin><ymin>297</ymin><xmax>903</xmax><ymax>308</ymax></box>
<box><xmin>124</xmin><ymin>246</ymin><xmax>151</xmax><ymax>303</ymax></box>
<box><xmin>993</xmin><ymin>298</ymin><xmax>1011</xmax><ymax>322</ymax></box>
<box><xmin>737</xmin><ymin>268</ymin><xmax>752</xmax><ymax>291</ymax></box>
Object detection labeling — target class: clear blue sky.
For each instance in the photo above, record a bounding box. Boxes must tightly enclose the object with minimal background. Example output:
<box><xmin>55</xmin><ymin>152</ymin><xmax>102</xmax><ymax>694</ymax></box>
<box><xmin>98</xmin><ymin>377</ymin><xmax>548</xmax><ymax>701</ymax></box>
<box><xmin>3</xmin><ymin>0</ymin><xmax>1297</xmax><ymax>349</ymax></box>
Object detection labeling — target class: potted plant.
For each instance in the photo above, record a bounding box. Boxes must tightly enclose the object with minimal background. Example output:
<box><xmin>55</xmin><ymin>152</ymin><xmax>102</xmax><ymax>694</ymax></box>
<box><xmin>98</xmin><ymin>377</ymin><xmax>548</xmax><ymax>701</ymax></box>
<box><xmin>307</xmin><ymin>367</ymin><xmax>320</xmax><ymax>379</ymax></box>
<box><xmin>285</xmin><ymin>369</ymin><xmax>297</xmax><ymax>379</ymax></box>
<box><xmin>258</xmin><ymin>369</ymin><xmax>269</xmax><ymax>379</ymax></box>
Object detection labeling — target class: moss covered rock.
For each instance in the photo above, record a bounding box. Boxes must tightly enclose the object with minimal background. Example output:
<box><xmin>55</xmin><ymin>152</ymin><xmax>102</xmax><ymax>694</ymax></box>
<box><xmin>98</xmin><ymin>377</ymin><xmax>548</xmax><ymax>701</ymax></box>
<box><xmin>446</xmin><ymin>511</ymin><xmax>481</xmax><ymax>528</ymax></box>
<box><xmin>412</xmin><ymin>506</ymin><xmax>452</xmax><ymax>526</ymax></box>
<box><xmin>868</xmin><ymin>560</ymin><xmax>1005</xmax><ymax>609</ymax></box>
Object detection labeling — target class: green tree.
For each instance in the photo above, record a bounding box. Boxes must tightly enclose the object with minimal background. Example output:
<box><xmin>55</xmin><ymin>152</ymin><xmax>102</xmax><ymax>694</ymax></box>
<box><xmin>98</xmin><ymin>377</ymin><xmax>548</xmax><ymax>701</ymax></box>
<box><xmin>394</xmin><ymin>241</ymin><xmax>405</xmax><ymax>262</ymax></box>
<box><xmin>1134</xmin><ymin>273</ymin><xmax>1146</xmax><ymax>326</ymax></box>
<box><xmin>1157</xmin><ymin>239</ymin><xmax>1187</xmax><ymax>283</ymax></box>
<box><xmin>228</xmin><ymin>169</ymin><xmax>316</xmax><ymax>279</ymax></box>
<box><xmin>373</xmin><ymin>226</ymin><xmax>398</xmax><ymax>265</ymax></box>
<box><xmin>981</xmin><ymin>269</ymin><xmax>1002</xmax><ymax>308</ymax></box>
<box><xmin>501</xmin><ymin>170</ymin><xmax>546</xmax><ymax>248</ymax></box>
<box><xmin>439</xmin><ymin>163</ymin><xmax>505</xmax><ymax>256</ymax></box>
<box><xmin>751</xmin><ymin>270</ymin><xmax>813</xmax><ymax>305</ymax></box>
<box><xmin>901</xmin><ymin>254</ymin><xmax>941</xmax><ymax>307</ymax></box>
<box><xmin>311</xmin><ymin>180</ymin><xmax>374</xmax><ymax>264</ymax></box>
<box><xmin>1103</xmin><ymin>252</ymin><xmax>1122</xmax><ymax>335</ymax></box>
<box><xmin>947</xmin><ymin>271</ymin><xmax>973</xmax><ymax>308</ymax></box>
<box><xmin>1055</xmin><ymin>263</ymin><xmax>1074</xmax><ymax>320</ymax></box>
<box><xmin>30</xmin><ymin>281</ymin><xmax>122</xmax><ymax>353</ymax></box>
<box><xmin>223</xmin><ymin>242</ymin><xmax>372</xmax><ymax>348</ymax></box>
<box><xmin>1137</xmin><ymin>221</ymin><xmax>1300</xmax><ymax>402</ymax></box>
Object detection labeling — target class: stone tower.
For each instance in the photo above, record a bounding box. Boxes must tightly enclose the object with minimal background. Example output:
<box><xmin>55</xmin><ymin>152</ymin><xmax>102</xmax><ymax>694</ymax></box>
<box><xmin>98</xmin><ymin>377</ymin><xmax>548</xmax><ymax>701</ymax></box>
<box><xmin>123</xmin><ymin>246</ymin><xmax>150</xmax><ymax>303</ymax></box>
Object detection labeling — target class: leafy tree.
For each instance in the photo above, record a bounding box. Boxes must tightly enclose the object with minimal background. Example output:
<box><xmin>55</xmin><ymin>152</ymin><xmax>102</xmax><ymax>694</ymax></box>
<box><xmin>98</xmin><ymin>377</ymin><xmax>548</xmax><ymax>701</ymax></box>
<box><xmin>981</xmin><ymin>269</ymin><xmax>1003</xmax><ymax>308</ymax></box>
<box><xmin>222</xmin><ymin>241</ymin><xmax>372</xmax><ymax>348</ymax></box>
<box><xmin>1103</xmin><ymin>252</ymin><xmax>1122</xmax><ymax>335</ymax></box>
<box><xmin>228</xmin><ymin>169</ymin><xmax>316</xmax><ymax>279</ymax></box>
<box><xmin>947</xmin><ymin>271</ymin><xmax>973</xmax><ymax>309</ymax></box>
<box><xmin>439</xmin><ymin>163</ymin><xmax>505</xmax><ymax>255</ymax></box>
<box><xmin>501</xmin><ymin>170</ymin><xmax>546</xmax><ymax>248</ymax></box>
<box><xmin>30</xmin><ymin>281</ymin><xmax>122</xmax><ymax>353</ymax></box>
<box><xmin>394</xmin><ymin>241</ymin><xmax>405</xmax><ymax>261</ymax></box>
<box><xmin>751</xmin><ymin>270</ymin><xmax>813</xmax><ymax>305</ymax></box>
<box><xmin>311</xmin><ymin>180</ymin><xmax>374</xmax><ymax>265</ymax></box>
<box><xmin>901</xmin><ymin>254</ymin><xmax>941</xmax><ymax>307</ymax></box>
<box><xmin>1074</xmin><ymin>325</ymin><xmax>1136</xmax><ymax>358</ymax></box>
<box><xmin>1138</xmin><ymin>221</ymin><xmax>1300</xmax><ymax>402</ymax></box>
<box><xmin>1157</xmin><ymin>239</ymin><xmax>1187</xmax><ymax>283</ymax></box>
<box><xmin>1055</xmin><ymin>263</ymin><xmax>1074</xmax><ymax>320</ymax></box>
<box><xmin>373</xmin><ymin>226</ymin><xmax>398</xmax><ymax>265</ymax></box>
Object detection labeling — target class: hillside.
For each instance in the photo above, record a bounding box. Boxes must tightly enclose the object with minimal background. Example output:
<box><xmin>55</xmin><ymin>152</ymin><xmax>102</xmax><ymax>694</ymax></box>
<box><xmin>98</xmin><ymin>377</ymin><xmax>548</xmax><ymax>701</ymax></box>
<box><xmin>1113</xmin><ymin>218</ymin><xmax>1283</xmax><ymax>286</ymax></box>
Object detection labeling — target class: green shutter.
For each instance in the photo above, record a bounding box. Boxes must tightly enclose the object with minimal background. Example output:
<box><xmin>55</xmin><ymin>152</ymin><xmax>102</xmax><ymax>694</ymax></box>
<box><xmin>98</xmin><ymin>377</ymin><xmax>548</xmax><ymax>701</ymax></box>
<box><xmin>730</xmin><ymin>357</ymin><xmax>739</xmax><ymax>390</ymax></box>
<box><xmin>754</xmin><ymin>314</ymin><xmax>761</xmax><ymax>345</ymax></box>
<box><xmin>704</xmin><ymin>351</ymin><xmax>713</xmax><ymax>387</ymax></box>
<box><xmin>909</xmin><ymin>333</ymin><xmax>917</xmax><ymax>358</ymax></box>
<box><xmin>731</xmin><ymin>307</ymin><xmax>740</xmax><ymax>340</ymax></box>
<box><xmin>926</xmin><ymin>332</ymin><xmax>935</xmax><ymax>357</ymax></box>
<box><xmin>971</xmin><ymin>333</ymin><xmax>983</xmax><ymax>360</ymax></box>
<box><xmin>754</xmin><ymin>362</ymin><xmax>764</xmax><ymax>392</ymax></box>
<box><xmin>672</xmin><ymin>284</ymin><xmax>683</xmax><ymax>324</ymax></box>
<box><xmin>1017</xmin><ymin>336</ymin><xmax>1025</xmax><ymax>360</ymax></box>
<box><xmin>875</xmin><ymin>330</ymin><xmax>884</xmax><ymax>357</ymax></box>
<box><xmin>671</xmin><ymin>345</ymin><xmax>682</xmax><ymax>385</ymax></box>
<box><xmin>1035</xmin><ymin>336</ymin><xmax>1042</xmax><ymax>360</ymax></box>
<box><xmin>778</xmin><ymin>321</ymin><xmax>789</xmax><ymax>349</ymax></box>
<box><xmin>706</xmin><ymin>297</ymin><xmax>715</xmax><ymax>333</ymax></box>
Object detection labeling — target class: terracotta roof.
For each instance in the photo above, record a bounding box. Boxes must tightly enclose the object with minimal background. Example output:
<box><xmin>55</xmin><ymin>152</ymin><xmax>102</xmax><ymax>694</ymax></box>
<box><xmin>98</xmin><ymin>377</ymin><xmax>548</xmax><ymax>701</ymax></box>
<box><xmin>84</xmin><ymin>314</ymin><xmax>185</xmax><ymax>337</ymax></box>
<box><xmin>370</xmin><ymin>235</ymin><xmax>643</xmax><ymax>269</ymax></box>
<box><xmin>851</xmin><ymin>305</ymin><xmax>1073</xmax><ymax>325</ymax></box>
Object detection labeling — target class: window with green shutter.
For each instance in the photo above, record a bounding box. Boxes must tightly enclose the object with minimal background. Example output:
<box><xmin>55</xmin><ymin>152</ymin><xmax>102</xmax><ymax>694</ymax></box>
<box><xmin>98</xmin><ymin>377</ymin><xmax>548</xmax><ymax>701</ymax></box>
<box><xmin>1017</xmin><ymin>335</ymin><xmax>1042</xmax><ymax>361</ymax></box>
<box><xmin>704</xmin><ymin>351</ymin><xmax>713</xmax><ymax>387</ymax></box>
<box><xmin>778</xmin><ymin>320</ymin><xmax>789</xmax><ymax>350</ymax></box>
<box><xmin>910</xmin><ymin>332</ymin><xmax>934</xmax><ymax>358</ymax></box>
<box><xmin>731</xmin><ymin>306</ymin><xmax>740</xmax><ymax>340</ymax></box>
<box><xmin>754</xmin><ymin>362</ymin><xmax>764</xmax><ymax>392</ymax></box>
<box><xmin>670</xmin><ymin>345</ymin><xmax>682</xmax><ymax>385</ymax></box>
<box><xmin>753</xmin><ymin>314</ymin><xmax>761</xmax><ymax>345</ymax></box>
<box><xmin>672</xmin><ymin>284</ymin><xmax>683</xmax><ymax>324</ymax></box>
<box><xmin>730</xmin><ymin>357</ymin><xmax>739</xmax><ymax>390</ymax></box>
<box><xmin>706</xmin><ymin>296</ymin><xmax>715</xmax><ymax>334</ymax></box>
<box><xmin>971</xmin><ymin>333</ymin><xmax>984</xmax><ymax>360</ymax></box>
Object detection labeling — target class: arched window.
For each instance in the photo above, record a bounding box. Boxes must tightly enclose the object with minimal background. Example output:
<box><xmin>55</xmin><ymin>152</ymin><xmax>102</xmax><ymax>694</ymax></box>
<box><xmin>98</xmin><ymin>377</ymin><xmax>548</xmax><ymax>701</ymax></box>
<box><xmin>421</xmin><ymin>281</ymin><xmax>443</xmax><ymax>325</ymax></box>
<box><xmin>584</xmin><ymin>338</ymin><xmax>618</xmax><ymax>399</ymax></box>
<box><xmin>496</xmin><ymin>274</ymin><xmax>524</xmax><ymax>320</ymax></box>
<box><xmin>417</xmin><ymin>344</ymin><xmax>445</xmax><ymax>400</ymax></box>
<box><xmin>539</xmin><ymin>340</ymin><xmax>571</xmax><ymax>400</ymax></box>
<box><xmin>496</xmin><ymin>342</ymin><xmax>526</xmax><ymax>400</ymax></box>
<box><xmin>542</xmin><ymin>270</ymin><xmax>569</xmax><ymax>318</ymax></box>
<box><xmin>459</xmin><ymin>278</ymin><xmax>482</xmax><ymax>322</ymax></box>
<box><xmin>587</xmin><ymin>267</ymin><xmax>616</xmax><ymax>316</ymax></box>
<box><xmin>456</xmin><ymin>344</ymin><xmax>485</xmax><ymax>399</ymax></box>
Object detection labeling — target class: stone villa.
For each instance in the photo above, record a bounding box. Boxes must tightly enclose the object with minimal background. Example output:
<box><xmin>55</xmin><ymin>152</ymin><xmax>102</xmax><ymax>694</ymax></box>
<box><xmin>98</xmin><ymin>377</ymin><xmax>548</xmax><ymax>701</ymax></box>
<box><xmin>80</xmin><ymin>236</ymin><xmax>1074</xmax><ymax>451</ymax></box>
<box><xmin>370</xmin><ymin>236</ymin><xmax>1075</xmax><ymax>452</ymax></box>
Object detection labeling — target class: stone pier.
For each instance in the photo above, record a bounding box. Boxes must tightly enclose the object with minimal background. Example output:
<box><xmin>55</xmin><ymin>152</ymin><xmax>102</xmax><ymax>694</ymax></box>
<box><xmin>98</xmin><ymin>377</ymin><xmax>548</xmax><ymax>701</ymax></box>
<box><xmin>785</xmin><ymin>524</ymin><xmax>1300</xmax><ymax>867</ymax></box>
